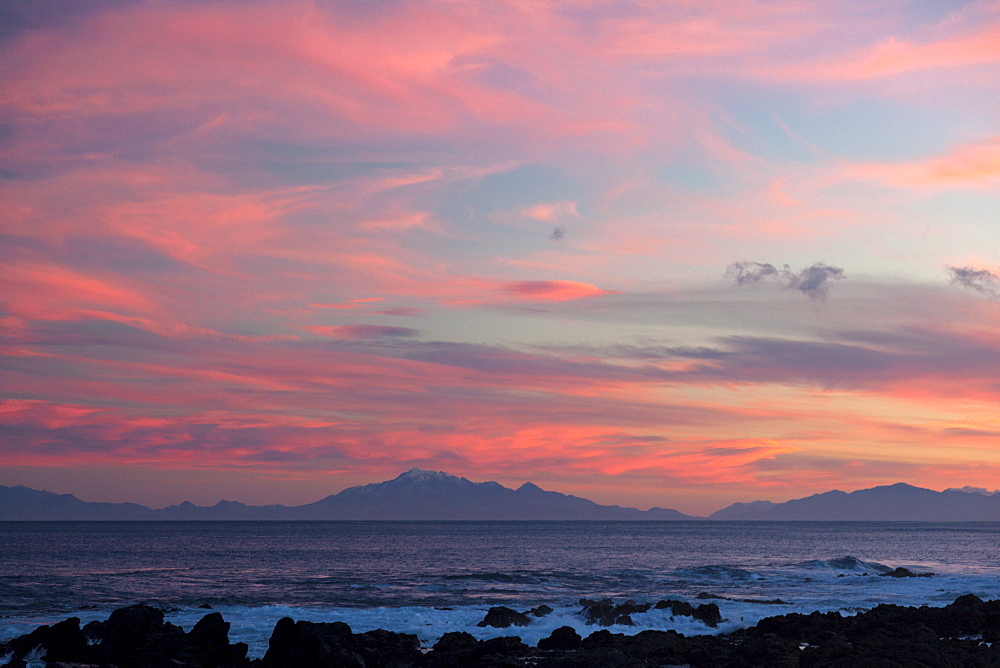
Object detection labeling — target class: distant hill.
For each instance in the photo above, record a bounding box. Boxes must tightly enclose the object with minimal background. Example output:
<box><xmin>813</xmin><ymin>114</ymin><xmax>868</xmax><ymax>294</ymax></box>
<box><xmin>285</xmin><ymin>468</ymin><xmax>693</xmax><ymax>520</ymax></box>
<box><xmin>0</xmin><ymin>485</ymin><xmax>154</xmax><ymax>521</ymax></box>
<box><xmin>709</xmin><ymin>483</ymin><xmax>1000</xmax><ymax>521</ymax></box>
<box><xmin>3</xmin><ymin>475</ymin><xmax>998</xmax><ymax>521</ymax></box>
<box><xmin>0</xmin><ymin>469</ymin><xmax>693</xmax><ymax>521</ymax></box>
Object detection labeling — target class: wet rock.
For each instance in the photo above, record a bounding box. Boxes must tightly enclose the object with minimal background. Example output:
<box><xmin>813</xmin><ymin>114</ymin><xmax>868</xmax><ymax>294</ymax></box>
<box><xmin>579</xmin><ymin>598</ymin><xmax>651</xmax><ymax>626</ymax></box>
<box><xmin>529</xmin><ymin>604</ymin><xmax>554</xmax><ymax>617</ymax></box>
<box><xmin>696</xmin><ymin>591</ymin><xmax>788</xmax><ymax>605</ymax></box>
<box><xmin>477</xmin><ymin>605</ymin><xmax>532</xmax><ymax>628</ymax></box>
<box><xmin>879</xmin><ymin>566</ymin><xmax>934</xmax><ymax>578</ymax></box>
<box><xmin>653</xmin><ymin>599</ymin><xmax>722</xmax><ymax>627</ymax></box>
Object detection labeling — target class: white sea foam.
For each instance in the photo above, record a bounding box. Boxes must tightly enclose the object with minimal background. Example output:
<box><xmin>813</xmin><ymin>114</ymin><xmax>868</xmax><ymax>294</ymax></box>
<box><xmin>2</xmin><ymin>519</ymin><xmax>999</xmax><ymax>661</ymax></box>
<box><xmin>158</xmin><ymin>566</ymin><xmax>1000</xmax><ymax>658</ymax></box>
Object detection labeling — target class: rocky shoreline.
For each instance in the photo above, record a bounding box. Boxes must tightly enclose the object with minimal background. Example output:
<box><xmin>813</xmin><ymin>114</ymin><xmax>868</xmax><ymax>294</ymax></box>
<box><xmin>2</xmin><ymin>594</ymin><xmax>998</xmax><ymax>667</ymax></box>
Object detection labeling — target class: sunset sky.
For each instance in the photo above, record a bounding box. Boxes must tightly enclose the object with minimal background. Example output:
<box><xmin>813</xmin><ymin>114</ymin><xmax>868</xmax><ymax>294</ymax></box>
<box><xmin>1</xmin><ymin>0</ymin><xmax>998</xmax><ymax>515</ymax></box>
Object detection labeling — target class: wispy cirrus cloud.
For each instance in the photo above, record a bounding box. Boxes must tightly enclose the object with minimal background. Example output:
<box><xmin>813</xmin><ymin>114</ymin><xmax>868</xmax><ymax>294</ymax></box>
<box><xmin>842</xmin><ymin>138</ymin><xmax>1000</xmax><ymax>190</ymax></box>
<box><xmin>1</xmin><ymin>0</ymin><xmax>998</xmax><ymax>511</ymax></box>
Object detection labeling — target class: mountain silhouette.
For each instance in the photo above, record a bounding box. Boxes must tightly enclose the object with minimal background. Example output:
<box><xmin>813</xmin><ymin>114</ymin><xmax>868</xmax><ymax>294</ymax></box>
<box><xmin>709</xmin><ymin>483</ymin><xmax>1000</xmax><ymax>521</ymax></box>
<box><xmin>2</xmin><ymin>473</ymin><xmax>997</xmax><ymax>521</ymax></box>
<box><xmin>0</xmin><ymin>469</ymin><xmax>692</xmax><ymax>521</ymax></box>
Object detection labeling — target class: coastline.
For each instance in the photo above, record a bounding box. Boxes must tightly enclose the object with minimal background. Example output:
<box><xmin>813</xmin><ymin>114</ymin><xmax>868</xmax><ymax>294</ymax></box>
<box><xmin>2</xmin><ymin>595</ymin><xmax>999</xmax><ymax>667</ymax></box>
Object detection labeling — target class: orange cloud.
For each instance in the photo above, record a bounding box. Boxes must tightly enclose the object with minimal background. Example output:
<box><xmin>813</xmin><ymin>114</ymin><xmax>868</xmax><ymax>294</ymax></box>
<box><xmin>843</xmin><ymin>138</ymin><xmax>1000</xmax><ymax>190</ymax></box>
<box><xmin>502</xmin><ymin>280</ymin><xmax>619</xmax><ymax>301</ymax></box>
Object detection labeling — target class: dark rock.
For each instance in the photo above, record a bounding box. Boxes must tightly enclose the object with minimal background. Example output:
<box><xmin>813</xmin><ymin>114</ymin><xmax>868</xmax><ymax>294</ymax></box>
<box><xmin>95</xmin><ymin>604</ymin><xmax>188</xmax><ymax>667</ymax></box>
<box><xmin>880</xmin><ymin>566</ymin><xmax>933</xmax><ymax>578</ymax></box>
<box><xmin>427</xmin><ymin>634</ymin><xmax>529</xmax><ymax>667</ymax></box>
<box><xmin>432</xmin><ymin>631</ymin><xmax>479</xmax><ymax>654</ymax></box>
<box><xmin>357</xmin><ymin>628</ymin><xmax>422</xmax><ymax>666</ymax></box>
<box><xmin>653</xmin><ymin>599</ymin><xmax>722</xmax><ymax>627</ymax></box>
<box><xmin>537</xmin><ymin>625</ymin><xmax>582</xmax><ymax>651</ymax></box>
<box><xmin>580</xmin><ymin>629</ymin><xmax>617</xmax><ymax>649</ymax></box>
<box><xmin>199</xmin><ymin>602</ymin><xmax>214</xmax><ymax>609</ymax></box>
<box><xmin>177</xmin><ymin>612</ymin><xmax>248</xmax><ymax>667</ymax></box>
<box><xmin>261</xmin><ymin>617</ymin><xmax>363</xmax><ymax>667</ymax></box>
<box><xmin>82</xmin><ymin>619</ymin><xmax>103</xmax><ymax>641</ymax></box>
<box><xmin>477</xmin><ymin>605</ymin><xmax>532</xmax><ymax>628</ymax></box>
<box><xmin>529</xmin><ymin>604</ymin><xmax>554</xmax><ymax>617</ymax></box>
<box><xmin>480</xmin><ymin>636</ymin><xmax>530</xmax><ymax>656</ymax></box>
<box><xmin>5</xmin><ymin>617</ymin><xmax>92</xmax><ymax>666</ymax></box>
<box><xmin>426</xmin><ymin>632</ymin><xmax>480</xmax><ymax>666</ymax></box>
<box><xmin>691</xmin><ymin>603</ymin><xmax>722</xmax><ymax>627</ymax></box>
<box><xmin>733</xmin><ymin>632</ymin><xmax>800</xmax><ymax>667</ymax></box>
<box><xmin>7</xmin><ymin>595</ymin><xmax>1000</xmax><ymax>668</ymax></box>
<box><xmin>2</xmin><ymin>604</ymin><xmax>250</xmax><ymax>668</ymax></box>
<box><xmin>696</xmin><ymin>591</ymin><xmax>787</xmax><ymax>605</ymax></box>
<box><xmin>578</xmin><ymin>598</ymin><xmax>609</xmax><ymax>608</ymax></box>
<box><xmin>579</xmin><ymin>598</ymin><xmax>651</xmax><ymax>626</ymax></box>
<box><xmin>260</xmin><ymin>617</ymin><xmax>419</xmax><ymax>667</ymax></box>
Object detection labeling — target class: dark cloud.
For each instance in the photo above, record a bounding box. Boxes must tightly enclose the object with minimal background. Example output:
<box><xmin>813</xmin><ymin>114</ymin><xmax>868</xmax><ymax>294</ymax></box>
<box><xmin>726</xmin><ymin>261</ymin><xmax>846</xmax><ymax>300</ymax></box>
<box><xmin>947</xmin><ymin>265</ymin><xmax>1000</xmax><ymax>299</ymax></box>
<box><xmin>726</xmin><ymin>261</ymin><xmax>783</xmax><ymax>286</ymax></box>
<box><xmin>550</xmin><ymin>226</ymin><xmax>565</xmax><ymax>240</ymax></box>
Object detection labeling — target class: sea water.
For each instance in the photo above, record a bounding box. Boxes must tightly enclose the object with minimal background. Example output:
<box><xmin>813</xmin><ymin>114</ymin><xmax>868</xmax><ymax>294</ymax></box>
<box><xmin>1</xmin><ymin>521</ymin><xmax>998</xmax><ymax>658</ymax></box>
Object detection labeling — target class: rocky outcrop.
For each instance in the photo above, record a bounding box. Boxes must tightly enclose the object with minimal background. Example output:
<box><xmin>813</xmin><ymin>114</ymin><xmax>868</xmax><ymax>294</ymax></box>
<box><xmin>1</xmin><ymin>617</ymin><xmax>91</xmax><ymax>666</ymax></box>
<box><xmin>425</xmin><ymin>632</ymin><xmax>530</xmax><ymax>666</ymax></box>
<box><xmin>579</xmin><ymin>598</ymin><xmax>652</xmax><ymax>626</ymax></box>
<box><xmin>653</xmin><ymin>599</ymin><xmax>723</xmax><ymax>627</ymax></box>
<box><xmin>476</xmin><ymin>605</ymin><xmax>533</xmax><ymax>628</ymax></box>
<box><xmin>260</xmin><ymin>618</ymin><xmax>421</xmax><ymax>667</ymax></box>
<box><xmin>537</xmin><ymin>626</ymin><xmax>582</xmax><ymax>651</ymax></box>
<box><xmin>879</xmin><ymin>566</ymin><xmax>934</xmax><ymax>578</ymax></box>
<box><xmin>3</xmin><ymin>595</ymin><xmax>999</xmax><ymax>667</ymax></box>
<box><xmin>529</xmin><ymin>604</ymin><xmax>554</xmax><ymax>617</ymax></box>
<box><xmin>0</xmin><ymin>604</ymin><xmax>248</xmax><ymax>668</ymax></box>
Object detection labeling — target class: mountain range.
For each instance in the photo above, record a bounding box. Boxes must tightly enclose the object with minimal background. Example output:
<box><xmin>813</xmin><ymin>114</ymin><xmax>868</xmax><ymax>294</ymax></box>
<box><xmin>1</xmin><ymin>469</ymin><xmax>998</xmax><ymax>521</ymax></box>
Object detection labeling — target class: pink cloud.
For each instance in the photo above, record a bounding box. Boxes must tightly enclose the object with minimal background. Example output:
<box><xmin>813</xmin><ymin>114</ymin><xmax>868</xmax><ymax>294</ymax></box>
<box><xmin>842</xmin><ymin>137</ymin><xmax>1000</xmax><ymax>190</ymax></box>
<box><xmin>521</xmin><ymin>201</ymin><xmax>579</xmax><ymax>221</ymax></box>
<box><xmin>502</xmin><ymin>280</ymin><xmax>619</xmax><ymax>301</ymax></box>
<box><xmin>306</xmin><ymin>325</ymin><xmax>420</xmax><ymax>339</ymax></box>
<box><xmin>763</xmin><ymin>25</ymin><xmax>1000</xmax><ymax>81</ymax></box>
<box><xmin>308</xmin><ymin>298</ymin><xmax>384</xmax><ymax>310</ymax></box>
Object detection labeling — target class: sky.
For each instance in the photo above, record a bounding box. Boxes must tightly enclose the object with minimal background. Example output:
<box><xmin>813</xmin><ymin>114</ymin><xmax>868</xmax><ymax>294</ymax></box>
<box><xmin>1</xmin><ymin>0</ymin><xmax>998</xmax><ymax>516</ymax></box>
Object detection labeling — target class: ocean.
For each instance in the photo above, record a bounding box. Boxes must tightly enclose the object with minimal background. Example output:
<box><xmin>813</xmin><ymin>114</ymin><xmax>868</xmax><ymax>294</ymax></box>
<box><xmin>2</xmin><ymin>521</ymin><xmax>999</xmax><ymax>659</ymax></box>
